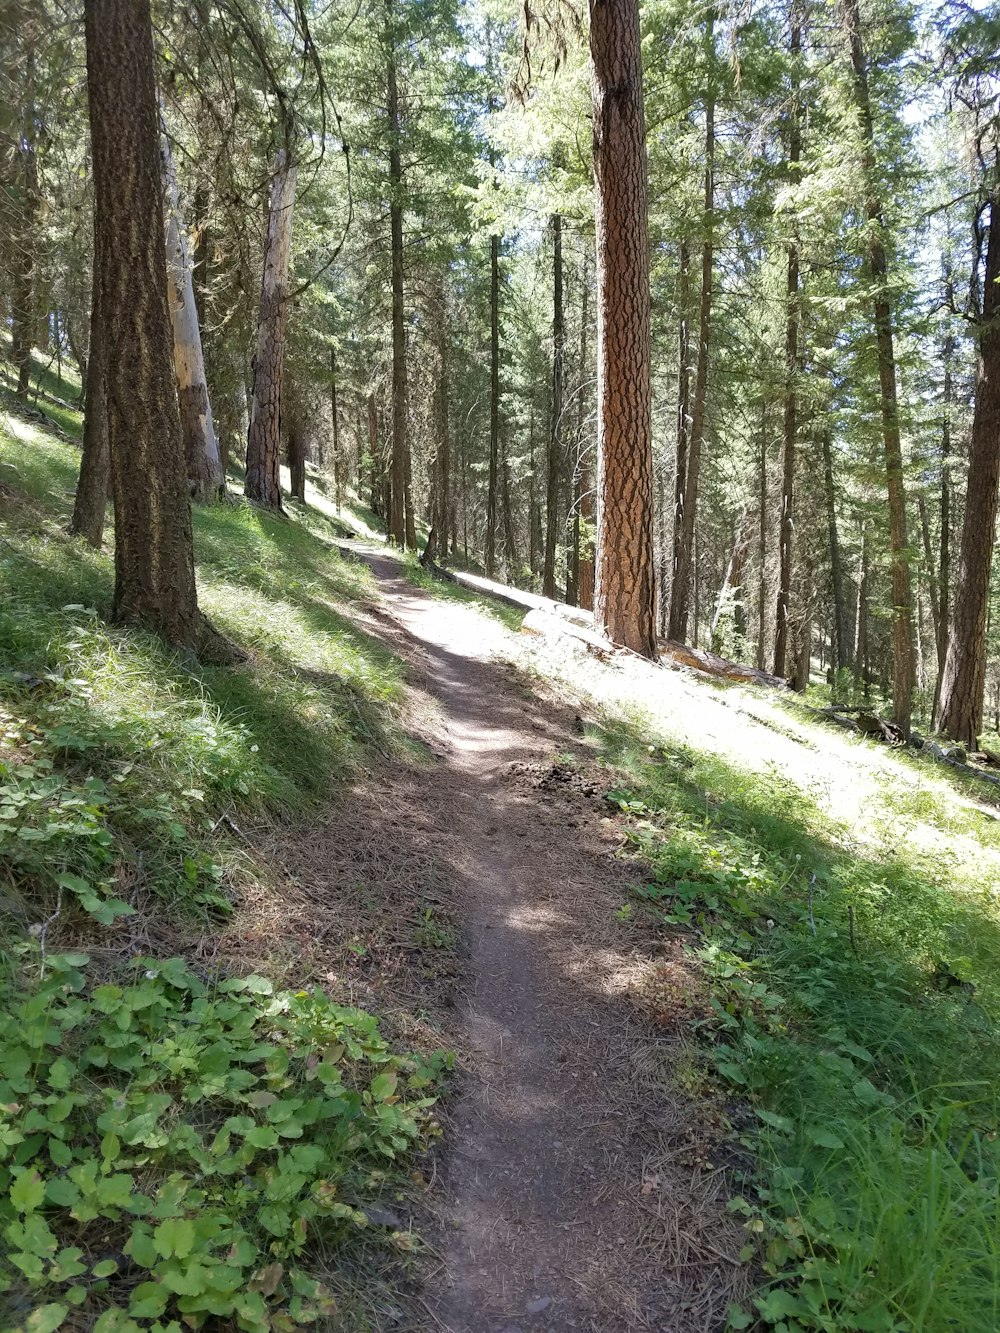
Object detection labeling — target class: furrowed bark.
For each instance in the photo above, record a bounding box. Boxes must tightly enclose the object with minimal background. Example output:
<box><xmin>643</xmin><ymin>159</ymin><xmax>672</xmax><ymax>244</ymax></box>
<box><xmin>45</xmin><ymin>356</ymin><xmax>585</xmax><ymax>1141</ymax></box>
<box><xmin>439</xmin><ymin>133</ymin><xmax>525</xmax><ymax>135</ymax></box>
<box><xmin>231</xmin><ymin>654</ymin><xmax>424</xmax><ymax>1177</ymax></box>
<box><xmin>589</xmin><ymin>0</ymin><xmax>657</xmax><ymax>658</ymax></box>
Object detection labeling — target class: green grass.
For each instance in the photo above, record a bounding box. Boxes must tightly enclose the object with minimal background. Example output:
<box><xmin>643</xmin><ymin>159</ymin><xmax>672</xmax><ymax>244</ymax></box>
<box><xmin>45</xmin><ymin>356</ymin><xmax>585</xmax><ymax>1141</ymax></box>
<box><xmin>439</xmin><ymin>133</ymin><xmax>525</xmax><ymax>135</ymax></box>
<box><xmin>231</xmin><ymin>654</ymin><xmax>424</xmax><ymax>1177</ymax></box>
<box><xmin>595</xmin><ymin>721</ymin><xmax>1000</xmax><ymax>1333</ymax></box>
<box><xmin>0</xmin><ymin>394</ymin><xmax>448</xmax><ymax>1330</ymax></box>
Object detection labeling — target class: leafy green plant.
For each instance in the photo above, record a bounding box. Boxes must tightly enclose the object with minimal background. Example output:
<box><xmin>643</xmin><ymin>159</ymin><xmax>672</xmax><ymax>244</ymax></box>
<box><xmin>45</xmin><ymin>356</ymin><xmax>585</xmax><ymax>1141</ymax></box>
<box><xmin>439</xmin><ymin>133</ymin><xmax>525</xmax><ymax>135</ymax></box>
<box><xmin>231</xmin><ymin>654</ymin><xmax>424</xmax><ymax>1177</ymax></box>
<box><xmin>0</xmin><ymin>951</ymin><xmax>450</xmax><ymax>1332</ymax></box>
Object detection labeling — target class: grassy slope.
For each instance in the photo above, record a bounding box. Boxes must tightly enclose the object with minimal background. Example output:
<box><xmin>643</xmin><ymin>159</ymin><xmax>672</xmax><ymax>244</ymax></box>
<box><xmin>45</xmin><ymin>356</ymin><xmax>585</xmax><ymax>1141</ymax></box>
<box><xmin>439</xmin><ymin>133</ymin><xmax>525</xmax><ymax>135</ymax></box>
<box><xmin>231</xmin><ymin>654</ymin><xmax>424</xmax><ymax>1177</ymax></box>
<box><xmin>562</xmin><ymin>679</ymin><xmax>1000</xmax><ymax>1330</ymax></box>
<box><xmin>0</xmin><ymin>378</ymin><xmax>450</xmax><ymax>1331</ymax></box>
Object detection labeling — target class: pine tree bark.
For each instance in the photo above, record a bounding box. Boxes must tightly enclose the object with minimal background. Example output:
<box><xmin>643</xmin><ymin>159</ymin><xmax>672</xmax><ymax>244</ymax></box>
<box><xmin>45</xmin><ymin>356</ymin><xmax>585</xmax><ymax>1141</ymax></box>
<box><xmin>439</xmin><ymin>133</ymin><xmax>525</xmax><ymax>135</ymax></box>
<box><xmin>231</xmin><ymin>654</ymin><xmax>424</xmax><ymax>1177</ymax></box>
<box><xmin>939</xmin><ymin>192</ymin><xmax>1000</xmax><ymax>747</ymax></box>
<box><xmin>245</xmin><ymin>151</ymin><xmax>296</xmax><ymax>510</ymax></box>
<box><xmin>543</xmin><ymin>213</ymin><xmax>564</xmax><ymax>599</ymax></box>
<box><xmin>669</xmin><ymin>18</ymin><xmax>714</xmax><ymax>643</ymax></box>
<box><xmin>70</xmin><ymin>267</ymin><xmax>109</xmax><ymax>548</ymax></box>
<box><xmin>842</xmin><ymin>0</ymin><xmax>915</xmax><ymax>734</ymax></box>
<box><xmin>84</xmin><ymin>0</ymin><xmax>208</xmax><ymax>650</ymax></box>
<box><xmin>576</xmin><ymin>252</ymin><xmax>594</xmax><ymax>611</ymax></box>
<box><xmin>485</xmin><ymin>229</ymin><xmax>500</xmax><ymax>578</ymax></box>
<box><xmin>589</xmin><ymin>0</ymin><xmax>657</xmax><ymax>657</ymax></box>
<box><xmin>161</xmin><ymin>124</ymin><xmax>223</xmax><ymax>502</ymax></box>
<box><xmin>773</xmin><ymin>12</ymin><xmax>801</xmax><ymax>676</ymax></box>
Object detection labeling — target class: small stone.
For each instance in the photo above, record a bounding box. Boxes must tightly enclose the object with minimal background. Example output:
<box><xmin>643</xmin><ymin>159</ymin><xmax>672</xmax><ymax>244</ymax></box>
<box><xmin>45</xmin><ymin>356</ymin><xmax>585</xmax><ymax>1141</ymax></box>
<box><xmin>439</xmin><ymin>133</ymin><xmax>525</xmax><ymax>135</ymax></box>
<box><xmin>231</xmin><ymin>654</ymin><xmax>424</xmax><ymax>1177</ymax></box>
<box><xmin>525</xmin><ymin>1297</ymin><xmax>553</xmax><ymax>1315</ymax></box>
<box><xmin>363</xmin><ymin>1206</ymin><xmax>402</xmax><ymax>1228</ymax></box>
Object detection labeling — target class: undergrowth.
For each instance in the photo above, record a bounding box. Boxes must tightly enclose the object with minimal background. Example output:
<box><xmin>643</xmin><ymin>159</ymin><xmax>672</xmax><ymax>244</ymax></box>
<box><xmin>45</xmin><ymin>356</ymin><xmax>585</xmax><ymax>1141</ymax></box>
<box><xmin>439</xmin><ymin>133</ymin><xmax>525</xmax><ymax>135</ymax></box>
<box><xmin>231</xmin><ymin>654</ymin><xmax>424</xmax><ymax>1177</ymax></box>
<box><xmin>598</xmin><ymin>723</ymin><xmax>1000</xmax><ymax>1333</ymax></box>
<box><xmin>0</xmin><ymin>395</ymin><xmax>448</xmax><ymax>1329</ymax></box>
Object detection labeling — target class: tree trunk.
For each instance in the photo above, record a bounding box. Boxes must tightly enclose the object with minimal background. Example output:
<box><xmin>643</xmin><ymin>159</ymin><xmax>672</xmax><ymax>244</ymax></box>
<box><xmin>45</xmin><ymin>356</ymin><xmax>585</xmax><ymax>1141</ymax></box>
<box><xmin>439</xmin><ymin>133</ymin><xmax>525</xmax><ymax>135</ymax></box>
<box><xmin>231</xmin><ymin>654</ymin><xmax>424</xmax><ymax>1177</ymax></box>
<box><xmin>671</xmin><ymin>240</ymin><xmax>691</xmax><ymax>626</ymax></box>
<box><xmin>433</xmin><ymin>302</ymin><xmax>451</xmax><ymax>549</ymax></box>
<box><xmin>576</xmin><ymin>251</ymin><xmax>594</xmax><ymax>611</ymax></box>
<box><xmin>528</xmin><ymin>398</ymin><xmax>540</xmax><ymax>576</ymax></box>
<box><xmin>84</xmin><ymin>0</ymin><xmax>208</xmax><ymax>650</ymax></box>
<box><xmin>589</xmin><ymin>0</ymin><xmax>657</xmax><ymax>657</ymax></box>
<box><xmin>842</xmin><ymin>0</ymin><xmax>915</xmax><ymax>735</ymax></box>
<box><xmin>485</xmin><ymin>229</ymin><xmax>501</xmax><ymax>578</ymax></box>
<box><xmin>773</xmin><ymin>12</ymin><xmax>801</xmax><ymax>676</ymax></box>
<box><xmin>386</xmin><ymin>5</ymin><xmax>409</xmax><ymax>547</ymax></box>
<box><xmin>544</xmin><ymin>213</ymin><xmax>564</xmax><ymax>599</ymax></box>
<box><xmin>161</xmin><ymin>123</ymin><xmax>223</xmax><ymax>502</ymax></box>
<box><xmin>11</xmin><ymin>39</ymin><xmax>38</xmax><ymax>399</ymax></box>
<box><xmin>710</xmin><ymin>507</ymin><xmax>752</xmax><ymax>655</ymax></box>
<box><xmin>669</xmin><ymin>17</ymin><xmax>714</xmax><ymax>643</ymax></box>
<box><xmin>70</xmin><ymin>268</ymin><xmax>110</xmax><ymax>547</ymax></box>
<box><xmin>288</xmin><ymin>409</ymin><xmax>306</xmax><ymax>503</ymax></box>
<box><xmin>821</xmin><ymin>429</ymin><xmax>850</xmax><ymax>675</ymax></box>
<box><xmin>756</xmin><ymin>404</ymin><xmax>769</xmax><ymax>671</ymax></box>
<box><xmin>939</xmin><ymin>192</ymin><xmax>1000</xmax><ymax>747</ymax></box>
<box><xmin>245</xmin><ymin>150</ymin><xmax>296</xmax><ymax>510</ymax></box>
<box><xmin>331</xmin><ymin>346</ymin><xmax>342</xmax><ymax>509</ymax></box>
<box><xmin>933</xmin><ymin>296</ymin><xmax>953</xmax><ymax>724</ymax></box>
<box><xmin>367</xmin><ymin>392</ymin><xmax>382</xmax><ymax>514</ymax></box>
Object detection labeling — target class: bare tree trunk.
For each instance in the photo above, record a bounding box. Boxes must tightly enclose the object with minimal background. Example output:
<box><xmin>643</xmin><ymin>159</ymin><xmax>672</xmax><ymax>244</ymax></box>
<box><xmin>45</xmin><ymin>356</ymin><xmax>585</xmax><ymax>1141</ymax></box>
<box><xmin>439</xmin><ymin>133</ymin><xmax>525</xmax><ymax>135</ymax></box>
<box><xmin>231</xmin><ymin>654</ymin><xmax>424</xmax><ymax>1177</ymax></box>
<box><xmin>756</xmin><ymin>404</ymin><xmax>769</xmax><ymax>670</ymax></box>
<box><xmin>367</xmin><ymin>392</ymin><xmax>382</xmax><ymax>514</ymax></box>
<box><xmin>288</xmin><ymin>407</ymin><xmax>307</xmax><ymax>503</ymax></box>
<box><xmin>331</xmin><ymin>346</ymin><xmax>343</xmax><ymax>510</ymax></box>
<box><xmin>433</xmin><ymin>300</ymin><xmax>450</xmax><ymax>549</ymax></box>
<box><xmin>386</xmin><ymin>3</ymin><xmax>410</xmax><ymax>548</ymax></box>
<box><xmin>11</xmin><ymin>38</ymin><xmax>38</xmax><ymax>399</ymax></box>
<box><xmin>821</xmin><ymin>429</ymin><xmax>850</xmax><ymax>676</ymax></box>
<box><xmin>669</xmin><ymin>17</ymin><xmax>714</xmax><ymax>642</ymax></box>
<box><xmin>71</xmin><ymin>268</ymin><xmax>109</xmax><ymax>547</ymax></box>
<box><xmin>485</xmin><ymin>229</ymin><xmax>500</xmax><ymax>578</ymax></box>
<box><xmin>939</xmin><ymin>192</ymin><xmax>1000</xmax><ymax>747</ymax></box>
<box><xmin>544</xmin><ymin>213</ymin><xmax>564</xmax><ymax>599</ymax></box>
<box><xmin>933</xmin><ymin>292</ymin><xmax>953</xmax><ymax>724</ymax></box>
<box><xmin>84</xmin><ymin>0</ymin><xmax>210</xmax><ymax>651</ymax></box>
<box><xmin>711</xmin><ymin>507</ymin><xmax>752</xmax><ymax>654</ymax></box>
<box><xmin>773</xmin><ymin>10</ymin><xmax>801</xmax><ymax>676</ymax></box>
<box><xmin>842</xmin><ymin>0</ymin><xmax>915</xmax><ymax>734</ymax></box>
<box><xmin>527</xmin><ymin>397</ymin><xmax>540</xmax><ymax>576</ymax></box>
<box><xmin>671</xmin><ymin>240</ymin><xmax>691</xmax><ymax>624</ymax></box>
<box><xmin>161</xmin><ymin>123</ymin><xmax>223</xmax><ymax>502</ymax></box>
<box><xmin>245</xmin><ymin>150</ymin><xmax>296</xmax><ymax>510</ymax></box>
<box><xmin>589</xmin><ymin>0</ymin><xmax>656</xmax><ymax>657</ymax></box>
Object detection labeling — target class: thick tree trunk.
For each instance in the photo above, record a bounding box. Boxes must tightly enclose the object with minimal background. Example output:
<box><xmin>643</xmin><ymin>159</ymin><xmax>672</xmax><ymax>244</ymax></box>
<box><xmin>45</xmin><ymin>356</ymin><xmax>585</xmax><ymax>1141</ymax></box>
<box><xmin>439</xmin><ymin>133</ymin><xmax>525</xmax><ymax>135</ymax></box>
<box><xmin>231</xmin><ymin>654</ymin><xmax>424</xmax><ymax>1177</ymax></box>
<box><xmin>843</xmin><ymin>0</ymin><xmax>915</xmax><ymax>734</ymax></box>
<box><xmin>544</xmin><ymin>213</ymin><xmax>564</xmax><ymax>599</ymax></box>
<box><xmin>71</xmin><ymin>269</ymin><xmax>110</xmax><ymax>548</ymax></box>
<box><xmin>485</xmin><ymin>230</ymin><xmax>500</xmax><ymax>578</ymax></box>
<box><xmin>84</xmin><ymin>0</ymin><xmax>208</xmax><ymax>650</ymax></box>
<box><xmin>245</xmin><ymin>151</ymin><xmax>296</xmax><ymax>510</ymax></box>
<box><xmin>939</xmin><ymin>194</ymin><xmax>1000</xmax><ymax>748</ymax></box>
<box><xmin>774</xmin><ymin>14</ymin><xmax>801</xmax><ymax>676</ymax></box>
<box><xmin>589</xmin><ymin>0</ymin><xmax>657</xmax><ymax>657</ymax></box>
<box><xmin>822</xmin><ymin>429</ymin><xmax>850</xmax><ymax>676</ymax></box>
<box><xmin>932</xmin><ymin>303</ymin><xmax>953</xmax><ymax>724</ymax></box>
<box><xmin>576</xmin><ymin>254</ymin><xmax>594</xmax><ymax>612</ymax></box>
<box><xmin>669</xmin><ymin>19</ymin><xmax>714</xmax><ymax>643</ymax></box>
<box><xmin>161</xmin><ymin>124</ymin><xmax>223</xmax><ymax>502</ymax></box>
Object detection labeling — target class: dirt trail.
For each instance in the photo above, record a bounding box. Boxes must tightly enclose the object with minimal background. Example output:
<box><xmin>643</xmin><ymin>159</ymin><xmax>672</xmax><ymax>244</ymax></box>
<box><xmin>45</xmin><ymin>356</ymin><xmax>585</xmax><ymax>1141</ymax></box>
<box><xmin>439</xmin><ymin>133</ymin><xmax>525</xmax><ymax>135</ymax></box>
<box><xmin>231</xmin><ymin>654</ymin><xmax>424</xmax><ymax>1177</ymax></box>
<box><xmin>336</xmin><ymin>551</ymin><xmax>742</xmax><ymax>1333</ymax></box>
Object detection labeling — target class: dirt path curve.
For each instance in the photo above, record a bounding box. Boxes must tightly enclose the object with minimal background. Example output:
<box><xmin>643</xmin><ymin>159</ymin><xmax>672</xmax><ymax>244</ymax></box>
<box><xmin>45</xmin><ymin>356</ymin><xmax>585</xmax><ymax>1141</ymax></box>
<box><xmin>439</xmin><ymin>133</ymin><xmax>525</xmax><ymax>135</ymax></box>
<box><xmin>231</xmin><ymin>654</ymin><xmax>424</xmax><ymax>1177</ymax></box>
<box><xmin>338</xmin><ymin>550</ymin><xmax>742</xmax><ymax>1333</ymax></box>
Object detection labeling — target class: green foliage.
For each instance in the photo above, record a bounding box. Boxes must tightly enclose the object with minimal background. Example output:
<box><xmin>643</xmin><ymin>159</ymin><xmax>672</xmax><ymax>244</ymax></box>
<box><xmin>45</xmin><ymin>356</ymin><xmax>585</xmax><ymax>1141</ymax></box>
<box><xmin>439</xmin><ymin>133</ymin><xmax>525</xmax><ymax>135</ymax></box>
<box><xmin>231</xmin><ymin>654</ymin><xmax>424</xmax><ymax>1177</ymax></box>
<box><xmin>0</xmin><ymin>950</ymin><xmax>448</xmax><ymax>1331</ymax></box>
<box><xmin>0</xmin><ymin>414</ymin><xmax>404</xmax><ymax>933</ymax></box>
<box><xmin>599</xmin><ymin>727</ymin><xmax>1000</xmax><ymax>1332</ymax></box>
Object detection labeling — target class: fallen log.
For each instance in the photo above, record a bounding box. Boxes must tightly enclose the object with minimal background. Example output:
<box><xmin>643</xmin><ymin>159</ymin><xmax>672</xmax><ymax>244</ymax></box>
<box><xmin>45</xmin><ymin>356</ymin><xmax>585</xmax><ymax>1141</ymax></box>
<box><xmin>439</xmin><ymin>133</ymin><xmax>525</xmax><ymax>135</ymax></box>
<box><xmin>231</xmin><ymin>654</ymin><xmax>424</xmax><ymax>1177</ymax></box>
<box><xmin>657</xmin><ymin>638</ymin><xmax>790</xmax><ymax>690</ymax></box>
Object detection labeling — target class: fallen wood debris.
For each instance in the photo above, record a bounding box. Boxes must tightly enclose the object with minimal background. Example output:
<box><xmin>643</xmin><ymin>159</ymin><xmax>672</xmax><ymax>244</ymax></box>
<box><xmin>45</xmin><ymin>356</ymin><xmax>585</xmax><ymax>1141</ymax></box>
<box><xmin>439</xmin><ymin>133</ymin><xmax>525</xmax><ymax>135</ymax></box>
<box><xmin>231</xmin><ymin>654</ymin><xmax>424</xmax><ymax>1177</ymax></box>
<box><xmin>657</xmin><ymin>637</ymin><xmax>790</xmax><ymax>690</ymax></box>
